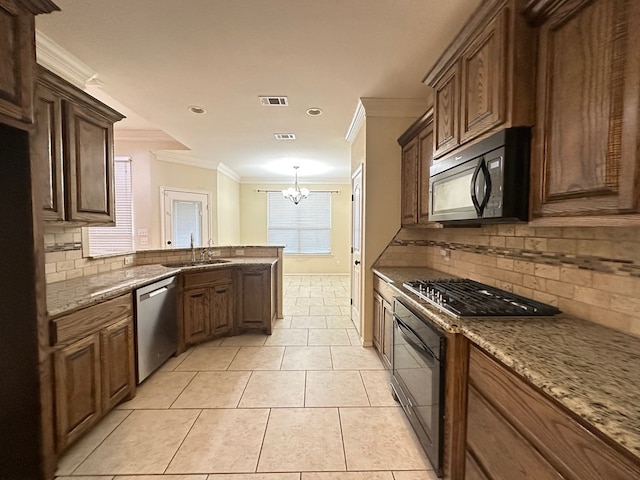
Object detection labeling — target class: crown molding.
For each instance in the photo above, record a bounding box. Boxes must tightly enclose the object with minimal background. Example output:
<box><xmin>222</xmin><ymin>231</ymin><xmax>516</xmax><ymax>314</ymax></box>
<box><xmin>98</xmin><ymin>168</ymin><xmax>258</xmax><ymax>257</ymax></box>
<box><xmin>345</xmin><ymin>97</ymin><xmax>428</xmax><ymax>143</ymax></box>
<box><xmin>240</xmin><ymin>177</ymin><xmax>351</xmax><ymax>186</ymax></box>
<box><xmin>153</xmin><ymin>150</ymin><xmax>218</xmax><ymax>171</ymax></box>
<box><xmin>345</xmin><ymin>100</ymin><xmax>366</xmax><ymax>143</ymax></box>
<box><xmin>217</xmin><ymin>163</ymin><xmax>241</xmax><ymax>182</ymax></box>
<box><xmin>115</xmin><ymin>129</ymin><xmax>180</xmax><ymax>143</ymax></box>
<box><xmin>35</xmin><ymin>30</ymin><xmax>98</xmax><ymax>89</ymax></box>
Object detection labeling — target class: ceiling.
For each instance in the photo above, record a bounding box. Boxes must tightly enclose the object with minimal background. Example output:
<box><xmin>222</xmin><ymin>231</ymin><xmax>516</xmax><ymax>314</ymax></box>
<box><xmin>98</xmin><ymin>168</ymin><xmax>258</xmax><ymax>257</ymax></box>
<box><xmin>36</xmin><ymin>0</ymin><xmax>480</xmax><ymax>183</ymax></box>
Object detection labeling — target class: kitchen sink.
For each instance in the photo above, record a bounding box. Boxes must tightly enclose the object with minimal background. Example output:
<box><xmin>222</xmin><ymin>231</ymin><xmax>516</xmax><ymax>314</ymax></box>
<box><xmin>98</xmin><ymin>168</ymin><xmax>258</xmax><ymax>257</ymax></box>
<box><xmin>162</xmin><ymin>259</ymin><xmax>231</xmax><ymax>268</ymax></box>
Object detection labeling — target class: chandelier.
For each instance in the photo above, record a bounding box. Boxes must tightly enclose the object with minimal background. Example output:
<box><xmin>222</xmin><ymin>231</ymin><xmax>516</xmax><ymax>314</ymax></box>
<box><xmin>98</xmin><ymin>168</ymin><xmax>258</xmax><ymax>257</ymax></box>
<box><xmin>282</xmin><ymin>166</ymin><xmax>309</xmax><ymax>205</ymax></box>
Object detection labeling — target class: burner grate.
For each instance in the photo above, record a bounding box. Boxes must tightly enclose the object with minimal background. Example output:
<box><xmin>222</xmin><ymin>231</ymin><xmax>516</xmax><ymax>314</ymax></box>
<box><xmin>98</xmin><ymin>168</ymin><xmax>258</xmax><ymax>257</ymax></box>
<box><xmin>402</xmin><ymin>278</ymin><xmax>560</xmax><ymax>317</ymax></box>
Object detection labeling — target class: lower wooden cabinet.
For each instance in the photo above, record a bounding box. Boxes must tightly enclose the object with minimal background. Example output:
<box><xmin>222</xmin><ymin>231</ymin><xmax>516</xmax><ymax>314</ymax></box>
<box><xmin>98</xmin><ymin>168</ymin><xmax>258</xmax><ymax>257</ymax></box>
<box><xmin>238</xmin><ymin>265</ymin><xmax>276</xmax><ymax>334</ymax></box>
<box><xmin>466</xmin><ymin>345</ymin><xmax>640</xmax><ymax>480</ymax></box>
<box><xmin>373</xmin><ymin>275</ymin><xmax>394</xmax><ymax>369</ymax></box>
<box><xmin>54</xmin><ymin>333</ymin><xmax>102</xmax><ymax>451</ymax></box>
<box><xmin>183</xmin><ymin>269</ymin><xmax>234</xmax><ymax>346</ymax></box>
<box><xmin>100</xmin><ymin>316</ymin><xmax>135</xmax><ymax>411</ymax></box>
<box><xmin>51</xmin><ymin>294</ymin><xmax>135</xmax><ymax>453</ymax></box>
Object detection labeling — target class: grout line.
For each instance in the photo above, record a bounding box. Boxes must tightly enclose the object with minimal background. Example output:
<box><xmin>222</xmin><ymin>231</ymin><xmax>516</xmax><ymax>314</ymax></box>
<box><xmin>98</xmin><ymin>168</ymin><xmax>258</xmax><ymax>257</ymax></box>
<box><xmin>336</xmin><ymin>407</ymin><xmax>349</xmax><ymax>472</ymax></box>
<box><xmin>161</xmin><ymin>407</ymin><xmax>204</xmax><ymax>474</ymax></box>
<box><xmin>167</xmin><ymin>370</ymin><xmax>198</xmax><ymax>409</ymax></box>
<box><xmin>237</xmin><ymin>370</ymin><xmax>255</xmax><ymax>408</ymax></box>
<box><xmin>358</xmin><ymin>370</ymin><xmax>373</xmax><ymax>407</ymax></box>
<box><xmin>254</xmin><ymin>407</ymin><xmax>272</xmax><ymax>473</ymax></box>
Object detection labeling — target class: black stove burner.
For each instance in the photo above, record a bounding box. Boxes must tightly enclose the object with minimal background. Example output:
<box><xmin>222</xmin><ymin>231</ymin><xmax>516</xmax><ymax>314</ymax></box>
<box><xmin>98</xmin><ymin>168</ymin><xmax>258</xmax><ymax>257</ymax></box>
<box><xmin>402</xmin><ymin>278</ymin><xmax>561</xmax><ymax>317</ymax></box>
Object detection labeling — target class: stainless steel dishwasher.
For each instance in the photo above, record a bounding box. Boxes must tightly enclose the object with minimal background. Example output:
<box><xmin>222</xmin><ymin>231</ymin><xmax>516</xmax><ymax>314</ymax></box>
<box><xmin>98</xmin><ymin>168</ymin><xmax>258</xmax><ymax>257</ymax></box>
<box><xmin>135</xmin><ymin>276</ymin><xmax>177</xmax><ymax>383</ymax></box>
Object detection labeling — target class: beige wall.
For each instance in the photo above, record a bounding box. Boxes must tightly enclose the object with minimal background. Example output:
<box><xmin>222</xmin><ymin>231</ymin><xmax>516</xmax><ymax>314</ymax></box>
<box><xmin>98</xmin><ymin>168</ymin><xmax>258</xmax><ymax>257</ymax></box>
<box><xmin>217</xmin><ymin>170</ymin><xmax>241</xmax><ymax>245</ymax></box>
<box><xmin>356</xmin><ymin>115</ymin><xmax>421</xmax><ymax>345</ymax></box>
<box><xmin>150</xmin><ymin>156</ymin><xmax>218</xmax><ymax>249</ymax></box>
<box><xmin>114</xmin><ymin>140</ymin><xmax>187</xmax><ymax>250</ymax></box>
<box><xmin>239</xmin><ymin>183</ymin><xmax>350</xmax><ymax>274</ymax></box>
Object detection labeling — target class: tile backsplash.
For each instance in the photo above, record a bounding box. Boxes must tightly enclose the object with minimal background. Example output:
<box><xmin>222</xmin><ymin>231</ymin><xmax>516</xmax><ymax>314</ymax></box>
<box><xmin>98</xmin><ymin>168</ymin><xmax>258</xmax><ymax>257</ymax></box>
<box><xmin>377</xmin><ymin>225</ymin><xmax>640</xmax><ymax>337</ymax></box>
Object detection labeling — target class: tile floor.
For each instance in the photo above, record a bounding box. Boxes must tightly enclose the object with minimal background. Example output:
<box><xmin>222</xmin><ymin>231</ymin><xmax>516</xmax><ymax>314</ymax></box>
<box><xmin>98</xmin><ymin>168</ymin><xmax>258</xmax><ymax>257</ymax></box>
<box><xmin>55</xmin><ymin>274</ymin><xmax>437</xmax><ymax>480</ymax></box>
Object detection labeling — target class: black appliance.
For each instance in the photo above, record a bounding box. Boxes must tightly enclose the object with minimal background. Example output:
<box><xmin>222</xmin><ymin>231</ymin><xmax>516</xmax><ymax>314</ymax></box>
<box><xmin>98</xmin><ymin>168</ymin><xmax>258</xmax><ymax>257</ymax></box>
<box><xmin>403</xmin><ymin>278</ymin><xmax>561</xmax><ymax>318</ymax></box>
<box><xmin>391</xmin><ymin>298</ymin><xmax>446</xmax><ymax>477</ymax></box>
<box><xmin>429</xmin><ymin>127</ymin><xmax>531</xmax><ymax>224</ymax></box>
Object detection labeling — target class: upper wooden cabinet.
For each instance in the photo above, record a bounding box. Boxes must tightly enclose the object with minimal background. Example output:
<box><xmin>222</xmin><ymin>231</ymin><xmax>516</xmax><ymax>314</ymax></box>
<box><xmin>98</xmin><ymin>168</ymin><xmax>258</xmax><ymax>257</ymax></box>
<box><xmin>398</xmin><ymin>110</ymin><xmax>437</xmax><ymax>226</ymax></box>
<box><xmin>527</xmin><ymin>0</ymin><xmax>640</xmax><ymax>223</ymax></box>
<box><xmin>31</xmin><ymin>66</ymin><xmax>124</xmax><ymax>224</ymax></box>
<box><xmin>0</xmin><ymin>0</ymin><xmax>58</xmax><ymax>129</ymax></box>
<box><xmin>424</xmin><ymin>0</ymin><xmax>535</xmax><ymax>159</ymax></box>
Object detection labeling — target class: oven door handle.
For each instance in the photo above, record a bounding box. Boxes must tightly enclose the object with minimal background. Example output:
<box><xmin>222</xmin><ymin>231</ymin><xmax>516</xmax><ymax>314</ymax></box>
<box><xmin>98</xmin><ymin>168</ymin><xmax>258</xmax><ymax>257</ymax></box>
<box><xmin>394</xmin><ymin>316</ymin><xmax>437</xmax><ymax>361</ymax></box>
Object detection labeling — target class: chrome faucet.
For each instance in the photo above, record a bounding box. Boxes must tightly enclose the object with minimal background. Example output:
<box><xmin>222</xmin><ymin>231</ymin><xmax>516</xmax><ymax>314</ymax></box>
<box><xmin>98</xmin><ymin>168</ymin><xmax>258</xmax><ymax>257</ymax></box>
<box><xmin>200</xmin><ymin>238</ymin><xmax>214</xmax><ymax>260</ymax></box>
<box><xmin>190</xmin><ymin>233</ymin><xmax>196</xmax><ymax>262</ymax></box>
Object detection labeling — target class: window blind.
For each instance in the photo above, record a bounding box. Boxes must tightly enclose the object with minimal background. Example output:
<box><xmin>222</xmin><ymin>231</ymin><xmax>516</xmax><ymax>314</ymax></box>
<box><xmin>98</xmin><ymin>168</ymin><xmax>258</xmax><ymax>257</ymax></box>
<box><xmin>87</xmin><ymin>159</ymin><xmax>134</xmax><ymax>255</ymax></box>
<box><xmin>267</xmin><ymin>191</ymin><xmax>331</xmax><ymax>254</ymax></box>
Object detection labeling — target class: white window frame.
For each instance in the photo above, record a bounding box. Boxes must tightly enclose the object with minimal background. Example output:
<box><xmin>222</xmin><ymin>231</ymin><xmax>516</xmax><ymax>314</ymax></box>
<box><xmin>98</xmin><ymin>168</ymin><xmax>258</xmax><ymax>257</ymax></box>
<box><xmin>267</xmin><ymin>191</ymin><xmax>332</xmax><ymax>255</ymax></box>
<box><xmin>84</xmin><ymin>156</ymin><xmax>135</xmax><ymax>257</ymax></box>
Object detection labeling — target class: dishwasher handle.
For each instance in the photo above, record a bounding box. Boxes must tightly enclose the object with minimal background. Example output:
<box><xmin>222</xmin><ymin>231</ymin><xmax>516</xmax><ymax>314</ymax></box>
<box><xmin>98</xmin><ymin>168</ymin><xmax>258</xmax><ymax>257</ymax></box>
<box><xmin>138</xmin><ymin>278</ymin><xmax>176</xmax><ymax>302</ymax></box>
<box><xmin>147</xmin><ymin>287</ymin><xmax>168</xmax><ymax>298</ymax></box>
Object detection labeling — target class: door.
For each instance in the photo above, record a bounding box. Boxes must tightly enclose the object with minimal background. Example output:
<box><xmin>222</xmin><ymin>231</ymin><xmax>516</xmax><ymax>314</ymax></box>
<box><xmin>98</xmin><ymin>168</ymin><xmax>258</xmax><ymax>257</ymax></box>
<box><xmin>162</xmin><ymin>188</ymin><xmax>210</xmax><ymax>248</ymax></box>
<box><xmin>351</xmin><ymin>165</ymin><xmax>363</xmax><ymax>335</ymax></box>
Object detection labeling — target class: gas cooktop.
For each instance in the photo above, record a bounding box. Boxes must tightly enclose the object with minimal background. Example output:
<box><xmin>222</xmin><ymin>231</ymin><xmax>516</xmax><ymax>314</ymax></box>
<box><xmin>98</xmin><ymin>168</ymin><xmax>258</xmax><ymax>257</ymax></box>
<box><xmin>403</xmin><ymin>278</ymin><xmax>561</xmax><ymax>318</ymax></box>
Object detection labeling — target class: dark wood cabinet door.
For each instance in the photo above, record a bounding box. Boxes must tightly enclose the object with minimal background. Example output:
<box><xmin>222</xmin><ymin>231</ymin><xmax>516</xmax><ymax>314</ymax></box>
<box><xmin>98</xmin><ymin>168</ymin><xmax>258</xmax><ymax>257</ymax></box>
<box><xmin>210</xmin><ymin>280</ymin><xmax>234</xmax><ymax>337</ymax></box>
<box><xmin>460</xmin><ymin>9</ymin><xmax>506</xmax><ymax>144</ymax></box>
<box><xmin>0</xmin><ymin>0</ymin><xmax>35</xmax><ymax>129</ymax></box>
<box><xmin>183</xmin><ymin>287</ymin><xmax>211</xmax><ymax>345</ymax></box>
<box><xmin>401</xmin><ymin>137</ymin><xmax>418</xmax><ymax>226</ymax></box>
<box><xmin>31</xmin><ymin>82</ymin><xmax>64</xmax><ymax>221</ymax></box>
<box><xmin>238</xmin><ymin>267</ymin><xmax>271</xmax><ymax>331</ymax></box>
<box><xmin>100</xmin><ymin>316</ymin><xmax>135</xmax><ymax>411</ymax></box>
<box><xmin>417</xmin><ymin>123</ymin><xmax>434</xmax><ymax>224</ymax></box>
<box><xmin>54</xmin><ymin>333</ymin><xmax>102</xmax><ymax>451</ymax></box>
<box><xmin>372</xmin><ymin>291</ymin><xmax>383</xmax><ymax>353</ymax></box>
<box><xmin>531</xmin><ymin>0</ymin><xmax>640</xmax><ymax>220</ymax></box>
<box><xmin>63</xmin><ymin>101</ymin><xmax>115</xmax><ymax>224</ymax></box>
<box><xmin>381</xmin><ymin>298</ymin><xmax>393</xmax><ymax>369</ymax></box>
<box><xmin>433</xmin><ymin>62</ymin><xmax>460</xmax><ymax>158</ymax></box>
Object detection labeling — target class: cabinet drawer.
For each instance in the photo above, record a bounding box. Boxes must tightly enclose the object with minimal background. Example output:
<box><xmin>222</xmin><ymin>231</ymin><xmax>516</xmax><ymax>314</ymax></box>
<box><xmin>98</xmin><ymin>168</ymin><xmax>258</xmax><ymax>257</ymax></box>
<box><xmin>373</xmin><ymin>275</ymin><xmax>396</xmax><ymax>304</ymax></box>
<box><xmin>467</xmin><ymin>385</ymin><xmax>562</xmax><ymax>480</ymax></box>
<box><xmin>469</xmin><ymin>346</ymin><xmax>640</xmax><ymax>480</ymax></box>
<box><xmin>183</xmin><ymin>269</ymin><xmax>233</xmax><ymax>289</ymax></box>
<box><xmin>50</xmin><ymin>294</ymin><xmax>133</xmax><ymax>345</ymax></box>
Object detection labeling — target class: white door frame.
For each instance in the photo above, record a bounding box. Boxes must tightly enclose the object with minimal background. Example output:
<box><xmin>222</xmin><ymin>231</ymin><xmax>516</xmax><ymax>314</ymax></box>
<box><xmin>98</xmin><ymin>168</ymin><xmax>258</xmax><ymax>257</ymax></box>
<box><xmin>351</xmin><ymin>164</ymin><xmax>363</xmax><ymax>338</ymax></box>
<box><xmin>160</xmin><ymin>186</ymin><xmax>212</xmax><ymax>249</ymax></box>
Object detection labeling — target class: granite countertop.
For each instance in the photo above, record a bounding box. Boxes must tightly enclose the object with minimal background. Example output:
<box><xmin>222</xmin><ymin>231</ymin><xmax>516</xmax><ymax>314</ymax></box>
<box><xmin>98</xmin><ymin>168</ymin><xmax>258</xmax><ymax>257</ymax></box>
<box><xmin>47</xmin><ymin>257</ymin><xmax>278</xmax><ymax>317</ymax></box>
<box><xmin>373</xmin><ymin>266</ymin><xmax>640</xmax><ymax>459</ymax></box>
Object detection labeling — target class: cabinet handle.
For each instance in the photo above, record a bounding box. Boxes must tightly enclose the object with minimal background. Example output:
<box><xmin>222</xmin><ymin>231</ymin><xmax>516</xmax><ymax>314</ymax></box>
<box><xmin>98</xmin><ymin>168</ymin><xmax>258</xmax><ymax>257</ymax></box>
<box><xmin>354</xmin><ymin>260</ymin><xmax>361</xmax><ymax>265</ymax></box>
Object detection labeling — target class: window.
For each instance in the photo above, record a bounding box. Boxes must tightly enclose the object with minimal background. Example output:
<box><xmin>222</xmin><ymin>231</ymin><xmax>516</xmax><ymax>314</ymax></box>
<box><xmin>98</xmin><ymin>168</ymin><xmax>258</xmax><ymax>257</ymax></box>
<box><xmin>86</xmin><ymin>158</ymin><xmax>134</xmax><ymax>256</ymax></box>
<box><xmin>267</xmin><ymin>191</ymin><xmax>331</xmax><ymax>254</ymax></box>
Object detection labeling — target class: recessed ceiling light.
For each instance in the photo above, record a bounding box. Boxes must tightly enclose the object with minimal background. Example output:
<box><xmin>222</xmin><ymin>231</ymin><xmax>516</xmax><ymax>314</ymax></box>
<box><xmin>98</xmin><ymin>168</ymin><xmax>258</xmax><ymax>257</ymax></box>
<box><xmin>306</xmin><ymin>107</ymin><xmax>323</xmax><ymax>116</ymax></box>
<box><xmin>188</xmin><ymin>105</ymin><xmax>206</xmax><ymax>115</ymax></box>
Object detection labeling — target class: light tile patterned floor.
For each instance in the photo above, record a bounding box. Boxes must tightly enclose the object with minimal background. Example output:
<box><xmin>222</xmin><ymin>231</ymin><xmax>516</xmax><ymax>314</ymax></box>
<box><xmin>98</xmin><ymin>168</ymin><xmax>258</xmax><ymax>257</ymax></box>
<box><xmin>55</xmin><ymin>274</ymin><xmax>437</xmax><ymax>480</ymax></box>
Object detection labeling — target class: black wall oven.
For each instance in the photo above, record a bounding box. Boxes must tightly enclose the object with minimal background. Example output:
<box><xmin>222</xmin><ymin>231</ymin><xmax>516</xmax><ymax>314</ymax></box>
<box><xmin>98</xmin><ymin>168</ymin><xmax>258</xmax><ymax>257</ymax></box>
<box><xmin>391</xmin><ymin>298</ymin><xmax>446</xmax><ymax>477</ymax></box>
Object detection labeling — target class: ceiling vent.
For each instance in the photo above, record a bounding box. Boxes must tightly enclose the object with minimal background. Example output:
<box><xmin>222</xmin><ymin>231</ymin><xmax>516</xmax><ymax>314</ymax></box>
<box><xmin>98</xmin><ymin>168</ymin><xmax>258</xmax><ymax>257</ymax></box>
<box><xmin>274</xmin><ymin>133</ymin><xmax>296</xmax><ymax>140</ymax></box>
<box><xmin>260</xmin><ymin>96</ymin><xmax>289</xmax><ymax>106</ymax></box>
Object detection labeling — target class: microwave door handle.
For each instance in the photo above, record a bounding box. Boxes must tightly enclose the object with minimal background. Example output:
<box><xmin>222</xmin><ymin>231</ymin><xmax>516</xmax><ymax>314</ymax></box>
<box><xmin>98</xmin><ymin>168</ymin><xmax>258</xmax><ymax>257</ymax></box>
<box><xmin>470</xmin><ymin>158</ymin><xmax>492</xmax><ymax>217</ymax></box>
<box><xmin>470</xmin><ymin>159</ymin><xmax>483</xmax><ymax>216</ymax></box>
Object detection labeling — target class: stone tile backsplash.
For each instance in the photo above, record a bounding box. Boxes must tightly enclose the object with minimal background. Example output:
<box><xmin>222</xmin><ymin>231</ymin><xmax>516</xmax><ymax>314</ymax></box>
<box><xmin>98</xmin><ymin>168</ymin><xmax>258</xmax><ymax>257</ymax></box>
<box><xmin>377</xmin><ymin>225</ymin><xmax>640</xmax><ymax>337</ymax></box>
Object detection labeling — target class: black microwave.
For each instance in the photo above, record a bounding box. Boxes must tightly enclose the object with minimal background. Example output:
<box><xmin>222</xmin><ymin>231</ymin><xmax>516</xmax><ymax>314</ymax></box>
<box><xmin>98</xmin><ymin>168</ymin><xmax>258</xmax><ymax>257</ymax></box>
<box><xmin>428</xmin><ymin>127</ymin><xmax>531</xmax><ymax>224</ymax></box>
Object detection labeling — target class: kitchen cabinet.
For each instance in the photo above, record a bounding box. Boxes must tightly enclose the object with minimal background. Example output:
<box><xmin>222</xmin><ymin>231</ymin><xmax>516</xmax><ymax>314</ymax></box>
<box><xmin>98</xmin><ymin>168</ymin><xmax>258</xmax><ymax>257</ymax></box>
<box><xmin>466</xmin><ymin>344</ymin><xmax>640</xmax><ymax>480</ymax></box>
<box><xmin>237</xmin><ymin>265</ymin><xmax>276</xmax><ymax>334</ymax></box>
<box><xmin>372</xmin><ymin>275</ymin><xmax>394</xmax><ymax>369</ymax></box>
<box><xmin>398</xmin><ymin>110</ymin><xmax>436</xmax><ymax>226</ymax></box>
<box><xmin>424</xmin><ymin>0</ymin><xmax>535</xmax><ymax>159</ymax></box>
<box><xmin>51</xmin><ymin>293</ymin><xmax>135</xmax><ymax>452</ymax></box>
<box><xmin>183</xmin><ymin>269</ymin><xmax>234</xmax><ymax>346</ymax></box>
<box><xmin>527</xmin><ymin>0</ymin><xmax>640</xmax><ymax>224</ymax></box>
<box><xmin>31</xmin><ymin>66</ymin><xmax>124</xmax><ymax>224</ymax></box>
